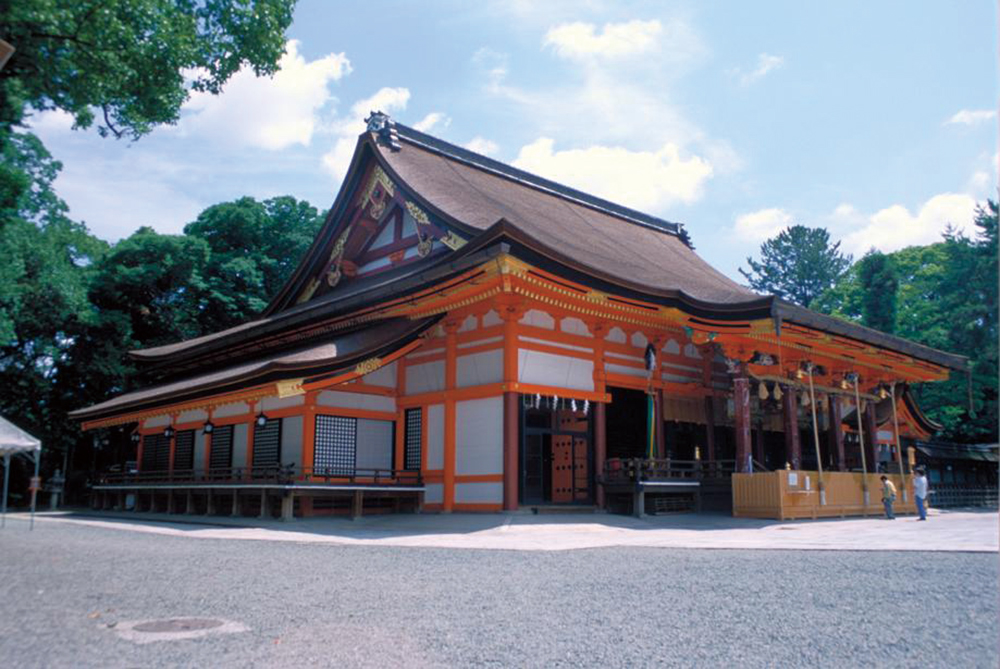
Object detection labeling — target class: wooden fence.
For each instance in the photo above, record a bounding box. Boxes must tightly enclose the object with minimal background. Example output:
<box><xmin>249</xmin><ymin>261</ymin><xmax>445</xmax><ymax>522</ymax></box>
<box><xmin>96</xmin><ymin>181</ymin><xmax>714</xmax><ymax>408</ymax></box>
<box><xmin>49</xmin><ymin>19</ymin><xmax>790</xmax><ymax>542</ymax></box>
<box><xmin>732</xmin><ymin>470</ymin><xmax>917</xmax><ymax>520</ymax></box>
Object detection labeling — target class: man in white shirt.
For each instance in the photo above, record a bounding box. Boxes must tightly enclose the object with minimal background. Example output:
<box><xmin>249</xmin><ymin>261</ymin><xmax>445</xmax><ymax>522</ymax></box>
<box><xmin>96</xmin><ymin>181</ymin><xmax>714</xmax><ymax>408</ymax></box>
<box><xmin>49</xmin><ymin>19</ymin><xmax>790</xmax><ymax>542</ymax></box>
<box><xmin>913</xmin><ymin>468</ymin><xmax>929</xmax><ymax>521</ymax></box>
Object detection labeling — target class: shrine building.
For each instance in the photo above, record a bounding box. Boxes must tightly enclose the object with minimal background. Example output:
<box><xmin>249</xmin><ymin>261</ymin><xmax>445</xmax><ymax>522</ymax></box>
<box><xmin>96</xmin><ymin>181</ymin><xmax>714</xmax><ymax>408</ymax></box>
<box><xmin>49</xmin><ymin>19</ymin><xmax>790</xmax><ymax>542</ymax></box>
<box><xmin>72</xmin><ymin>114</ymin><xmax>967</xmax><ymax>519</ymax></box>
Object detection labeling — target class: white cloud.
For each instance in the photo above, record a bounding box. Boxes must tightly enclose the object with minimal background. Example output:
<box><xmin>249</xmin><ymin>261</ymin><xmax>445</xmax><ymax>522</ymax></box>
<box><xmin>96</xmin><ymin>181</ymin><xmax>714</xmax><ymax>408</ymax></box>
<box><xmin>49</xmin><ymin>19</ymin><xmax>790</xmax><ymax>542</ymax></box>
<box><xmin>463</xmin><ymin>136</ymin><xmax>499</xmax><ymax>156</ymax></box>
<box><xmin>513</xmin><ymin>137</ymin><xmax>713</xmax><ymax>211</ymax></box>
<box><xmin>473</xmin><ymin>16</ymin><xmax>724</xmax><ymax>179</ymax></box>
<box><xmin>969</xmin><ymin>170</ymin><xmax>992</xmax><ymax>194</ymax></box>
<box><xmin>321</xmin><ymin>87</ymin><xmax>411</xmax><ymax>181</ymax></box>
<box><xmin>26</xmin><ymin>109</ymin><xmax>76</xmax><ymax>134</ymax></box>
<box><xmin>544</xmin><ymin>19</ymin><xmax>662</xmax><ymax>59</ymax></box>
<box><xmin>732</xmin><ymin>207</ymin><xmax>793</xmax><ymax>242</ymax></box>
<box><xmin>473</xmin><ymin>47</ymin><xmax>510</xmax><ymax>94</ymax></box>
<box><xmin>945</xmin><ymin>109</ymin><xmax>996</xmax><ymax>126</ymax></box>
<box><xmin>51</xmin><ymin>154</ymin><xmax>205</xmax><ymax>240</ymax></box>
<box><xmin>179</xmin><ymin>40</ymin><xmax>351</xmax><ymax>150</ymax></box>
<box><xmin>838</xmin><ymin>193</ymin><xmax>979</xmax><ymax>254</ymax></box>
<box><xmin>413</xmin><ymin>112</ymin><xmax>450</xmax><ymax>132</ymax></box>
<box><xmin>732</xmin><ymin>53</ymin><xmax>784</xmax><ymax>87</ymax></box>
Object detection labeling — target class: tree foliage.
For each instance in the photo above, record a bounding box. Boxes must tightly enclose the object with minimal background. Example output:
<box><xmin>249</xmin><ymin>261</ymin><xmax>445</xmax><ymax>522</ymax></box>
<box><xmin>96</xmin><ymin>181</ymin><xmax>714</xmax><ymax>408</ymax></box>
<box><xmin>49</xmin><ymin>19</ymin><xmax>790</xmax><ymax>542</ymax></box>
<box><xmin>1</xmin><ymin>0</ymin><xmax>296</xmax><ymax>138</ymax></box>
<box><xmin>739</xmin><ymin>225</ymin><xmax>853</xmax><ymax>307</ymax></box>
<box><xmin>185</xmin><ymin>196</ymin><xmax>323</xmax><ymax>332</ymax></box>
<box><xmin>817</xmin><ymin>202</ymin><xmax>998</xmax><ymax>442</ymax></box>
<box><xmin>0</xmin><ymin>0</ymin><xmax>300</xmax><ymax>500</ymax></box>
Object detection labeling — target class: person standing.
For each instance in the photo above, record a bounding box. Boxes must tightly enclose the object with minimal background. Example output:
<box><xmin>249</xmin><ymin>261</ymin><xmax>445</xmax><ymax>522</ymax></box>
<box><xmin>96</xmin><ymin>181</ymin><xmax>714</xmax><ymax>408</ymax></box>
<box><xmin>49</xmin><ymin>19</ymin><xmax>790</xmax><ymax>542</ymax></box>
<box><xmin>880</xmin><ymin>475</ymin><xmax>897</xmax><ymax>519</ymax></box>
<box><xmin>913</xmin><ymin>468</ymin><xmax>929</xmax><ymax>521</ymax></box>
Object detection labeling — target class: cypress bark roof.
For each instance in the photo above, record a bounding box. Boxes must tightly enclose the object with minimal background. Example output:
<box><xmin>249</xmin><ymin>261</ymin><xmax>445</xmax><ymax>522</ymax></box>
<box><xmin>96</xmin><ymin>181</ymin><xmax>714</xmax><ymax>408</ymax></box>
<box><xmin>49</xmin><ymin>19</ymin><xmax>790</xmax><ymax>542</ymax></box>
<box><xmin>377</xmin><ymin>124</ymin><xmax>759</xmax><ymax>306</ymax></box>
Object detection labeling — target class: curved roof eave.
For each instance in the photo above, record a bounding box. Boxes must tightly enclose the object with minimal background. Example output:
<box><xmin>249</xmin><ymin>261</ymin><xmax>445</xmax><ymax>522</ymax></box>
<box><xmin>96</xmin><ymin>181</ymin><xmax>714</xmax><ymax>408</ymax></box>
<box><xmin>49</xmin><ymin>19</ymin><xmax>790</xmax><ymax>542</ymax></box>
<box><xmin>774</xmin><ymin>301</ymin><xmax>969</xmax><ymax>372</ymax></box>
<box><xmin>72</xmin><ymin>317</ymin><xmax>439</xmax><ymax>423</ymax></box>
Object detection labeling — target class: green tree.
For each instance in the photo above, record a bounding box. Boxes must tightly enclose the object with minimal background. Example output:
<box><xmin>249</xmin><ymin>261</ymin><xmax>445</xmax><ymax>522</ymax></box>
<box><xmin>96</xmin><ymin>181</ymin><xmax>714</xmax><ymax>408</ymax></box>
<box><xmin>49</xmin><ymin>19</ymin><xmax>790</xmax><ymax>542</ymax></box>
<box><xmin>857</xmin><ymin>251</ymin><xmax>898</xmax><ymax>333</ymax></box>
<box><xmin>1</xmin><ymin>0</ymin><xmax>296</xmax><ymax>137</ymax></box>
<box><xmin>817</xmin><ymin>202</ymin><xmax>998</xmax><ymax>442</ymax></box>
<box><xmin>739</xmin><ymin>225</ymin><xmax>853</xmax><ymax>307</ymax></box>
<box><xmin>87</xmin><ymin>227</ymin><xmax>211</xmax><ymax>349</ymax></box>
<box><xmin>185</xmin><ymin>195</ymin><xmax>323</xmax><ymax>332</ymax></box>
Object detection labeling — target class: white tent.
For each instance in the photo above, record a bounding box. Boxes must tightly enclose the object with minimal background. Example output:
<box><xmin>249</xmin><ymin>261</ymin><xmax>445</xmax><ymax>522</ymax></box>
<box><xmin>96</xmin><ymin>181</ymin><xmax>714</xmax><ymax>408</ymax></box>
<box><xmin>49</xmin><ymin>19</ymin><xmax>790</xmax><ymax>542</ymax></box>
<box><xmin>0</xmin><ymin>416</ymin><xmax>42</xmax><ymax>529</ymax></box>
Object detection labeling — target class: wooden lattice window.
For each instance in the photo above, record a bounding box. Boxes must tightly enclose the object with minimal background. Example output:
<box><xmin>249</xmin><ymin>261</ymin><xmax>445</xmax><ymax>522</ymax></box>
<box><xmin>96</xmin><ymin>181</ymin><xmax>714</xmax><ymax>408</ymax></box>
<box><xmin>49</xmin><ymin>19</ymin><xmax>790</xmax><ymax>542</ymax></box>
<box><xmin>314</xmin><ymin>415</ymin><xmax>356</xmax><ymax>477</ymax></box>
<box><xmin>173</xmin><ymin>430</ymin><xmax>195</xmax><ymax>471</ymax></box>
<box><xmin>209</xmin><ymin>424</ymin><xmax>234</xmax><ymax>471</ymax></box>
<box><xmin>404</xmin><ymin>408</ymin><xmax>422</xmax><ymax>471</ymax></box>
<box><xmin>141</xmin><ymin>434</ymin><xmax>170</xmax><ymax>472</ymax></box>
<box><xmin>252</xmin><ymin>418</ymin><xmax>282</xmax><ymax>468</ymax></box>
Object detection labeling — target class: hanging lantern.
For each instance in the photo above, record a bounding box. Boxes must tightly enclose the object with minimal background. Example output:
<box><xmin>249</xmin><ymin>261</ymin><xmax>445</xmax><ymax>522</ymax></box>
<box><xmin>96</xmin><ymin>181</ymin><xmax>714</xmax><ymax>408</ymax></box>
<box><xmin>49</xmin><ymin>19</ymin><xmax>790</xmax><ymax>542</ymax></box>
<box><xmin>571</xmin><ymin>399</ymin><xmax>578</xmax><ymax>413</ymax></box>
<box><xmin>758</xmin><ymin>382</ymin><xmax>769</xmax><ymax>400</ymax></box>
<box><xmin>801</xmin><ymin>392</ymin><xmax>811</xmax><ymax>407</ymax></box>
<box><xmin>583</xmin><ymin>399</ymin><xmax>590</xmax><ymax>416</ymax></box>
<box><xmin>773</xmin><ymin>384</ymin><xmax>783</xmax><ymax>401</ymax></box>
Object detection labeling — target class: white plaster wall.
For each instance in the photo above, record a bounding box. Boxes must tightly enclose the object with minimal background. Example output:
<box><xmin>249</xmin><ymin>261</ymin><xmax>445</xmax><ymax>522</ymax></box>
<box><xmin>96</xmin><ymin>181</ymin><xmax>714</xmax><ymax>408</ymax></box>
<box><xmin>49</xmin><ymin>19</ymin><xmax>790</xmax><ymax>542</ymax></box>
<box><xmin>424</xmin><ymin>483</ymin><xmax>443</xmax><ymax>504</ymax></box>
<box><xmin>358</xmin><ymin>256</ymin><xmax>391</xmax><ymax>273</ymax></box>
<box><xmin>663</xmin><ymin>339</ymin><xmax>681</xmax><ymax>355</ymax></box>
<box><xmin>143</xmin><ymin>415</ymin><xmax>170</xmax><ymax>429</ymax></box>
<box><xmin>356</xmin><ymin>419</ymin><xmax>393</xmax><ymax>471</ymax></box>
<box><xmin>427</xmin><ymin>404</ymin><xmax>444</xmax><ymax>470</ymax></box>
<box><xmin>877</xmin><ymin>430</ymin><xmax>894</xmax><ymax>441</ymax></box>
<box><xmin>520</xmin><ymin>336</ymin><xmax>592</xmax><ymax>354</ymax></box>
<box><xmin>482</xmin><ymin>310</ymin><xmax>502</xmax><ymax>328</ymax></box>
<box><xmin>178</xmin><ymin>409</ymin><xmax>208</xmax><ymax>424</ymax></box>
<box><xmin>281</xmin><ymin>415</ymin><xmax>303</xmax><ymax>467</ymax></box>
<box><xmin>316</xmin><ymin>390</ymin><xmax>395</xmax><ymax>413</ymax></box>
<box><xmin>606</xmin><ymin>327</ymin><xmax>627</xmax><ymax>344</ymax></box>
<box><xmin>458</xmin><ymin>314</ymin><xmax>478</xmax><ymax>332</ymax></box>
<box><xmin>458</xmin><ymin>336</ymin><xmax>502</xmax><ymax>350</ymax></box>
<box><xmin>455</xmin><ymin>482</ymin><xmax>503</xmax><ymax>504</ymax></box>
<box><xmin>194</xmin><ymin>430</ymin><xmax>207</xmax><ymax>470</ymax></box>
<box><xmin>232</xmin><ymin>423</ymin><xmax>249</xmax><ymax>468</ymax></box>
<box><xmin>406</xmin><ymin>360</ymin><xmax>445</xmax><ymax>395</ymax></box>
<box><xmin>560</xmin><ymin>317</ymin><xmax>591</xmax><ymax>337</ymax></box>
<box><xmin>684</xmin><ymin>343</ymin><xmax>701</xmax><ymax>359</ymax></box>
<box><xmin>262</xmin><ymin>395</ymin><xmax>305</xmax><ymax>411</ymax></box>
<box><xmin>456</xmin><ymin>397</ymin><xmax>503</xmax><ymax>475</ymax></box>
<box><xmin>519</xmin><ymin>309</ymin><xmax>555</xmax><ymax>329</ymax></box>
<box><xmin>606</xmin><ymin>362</ymin><xmax>646</xmax><ymax>379</ymax></box>
<box><xmin>518</xmin><ymin>349</ymin><xmax>594</xmax><ymax>391</ymax></box>
<box><xmin>215</xmin><ymin>402</ymin><xmax>250</xmax><ymax>418</ymax></box>
<box><xmin>631</xmin><ymin>331</ymin><xmax>648</xmax><ymax>349</ymax></box>
<box><xmin>457</xmin><ymin>349</ymin><xmax>503</xmax><ymax>387</ymax></box>
<box><xmin>362</xmin><ymin>361</ymin><xmax>396</xmax><ymax>388</ymax></box>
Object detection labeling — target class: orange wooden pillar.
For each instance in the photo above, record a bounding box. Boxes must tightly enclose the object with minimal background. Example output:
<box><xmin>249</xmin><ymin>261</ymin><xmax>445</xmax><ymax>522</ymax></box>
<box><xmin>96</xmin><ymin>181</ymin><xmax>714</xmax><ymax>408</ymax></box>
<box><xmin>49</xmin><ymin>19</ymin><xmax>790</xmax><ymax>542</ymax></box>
<box><xmin>828</xmin><ymin>395</ymin><xmax>846</xmax><ymax>471</ymax></box>
<box><xmin>394</xmin><ymin>359</ymin><xmax>407</xmax><ymax>473</ymax></box>
<box><xmin>594</xmin><ymin>401</ymin><xmax>607</xmax><ymax>508</ymax></box>
<box><xmin>733</xmin><ymin>374</ymin><xmax>752</xmax><ymax>473</ymax></box>
<box><xmin>782</xmin><ymin>387</ymin><xmax>801</xmax><ymax>469</ymax></box>
<box><xmin>443</xmin><ymin>320</ymin><xmax>458</xmax><ymax>512</ymax></box>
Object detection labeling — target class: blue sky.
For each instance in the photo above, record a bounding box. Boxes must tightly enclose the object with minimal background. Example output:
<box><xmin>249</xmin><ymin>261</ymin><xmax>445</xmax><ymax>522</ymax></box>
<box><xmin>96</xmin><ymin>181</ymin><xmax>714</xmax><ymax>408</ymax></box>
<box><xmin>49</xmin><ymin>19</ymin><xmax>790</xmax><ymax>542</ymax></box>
<box><xmin>29</xmin><ymin>0</ymin><xmax>997</xmax><ymax>280</ymax></box>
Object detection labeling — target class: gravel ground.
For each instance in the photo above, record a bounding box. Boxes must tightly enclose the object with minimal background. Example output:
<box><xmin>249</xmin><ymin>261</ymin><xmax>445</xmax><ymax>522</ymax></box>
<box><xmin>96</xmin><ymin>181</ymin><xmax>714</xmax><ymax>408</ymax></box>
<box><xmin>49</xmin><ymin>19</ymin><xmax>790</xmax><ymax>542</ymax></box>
<box><xmin>0</xmin><ymin>518</ymin><xmax>995</xmax><ymax>668</ymax></box>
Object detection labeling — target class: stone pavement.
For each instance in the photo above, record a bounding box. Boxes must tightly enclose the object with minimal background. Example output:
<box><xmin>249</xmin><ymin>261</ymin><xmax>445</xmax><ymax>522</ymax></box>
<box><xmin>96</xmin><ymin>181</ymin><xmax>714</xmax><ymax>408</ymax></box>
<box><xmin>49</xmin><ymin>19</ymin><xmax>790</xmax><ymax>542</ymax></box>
<box><xmin>9</xmin><ymin>506</ymin><xmax>997</xmax><ymax>552</ymax></box>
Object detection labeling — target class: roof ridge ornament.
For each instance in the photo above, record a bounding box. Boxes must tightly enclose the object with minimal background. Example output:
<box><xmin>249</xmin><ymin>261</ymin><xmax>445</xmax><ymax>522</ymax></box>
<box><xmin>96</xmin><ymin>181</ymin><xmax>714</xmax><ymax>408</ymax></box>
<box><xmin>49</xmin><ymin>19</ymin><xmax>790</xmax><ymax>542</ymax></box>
<box><xmin>365</xmin><ymin>110</ymin><xmax>401</xmax><ymax>151</ymax></box>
